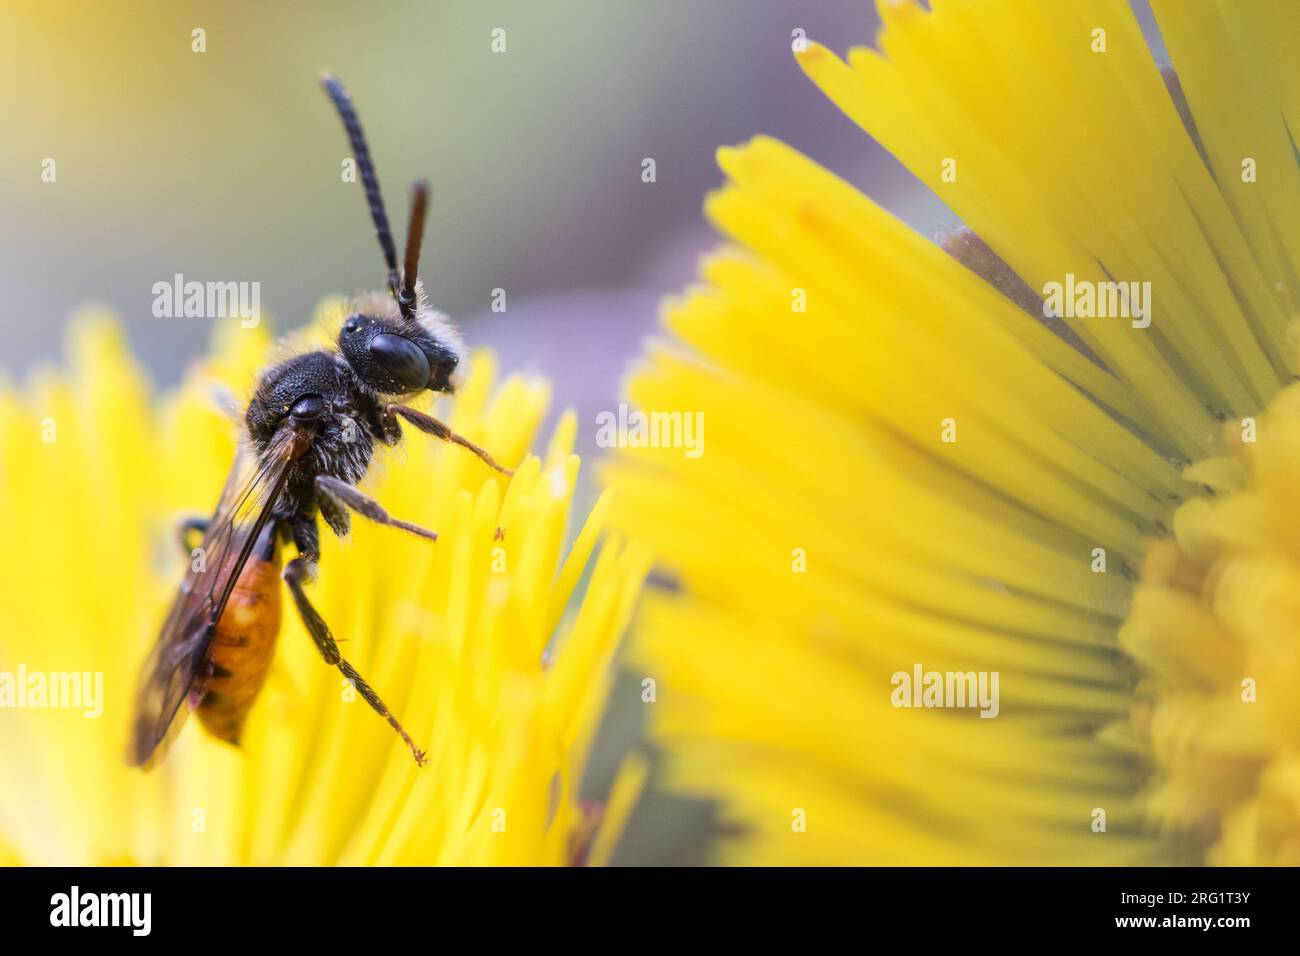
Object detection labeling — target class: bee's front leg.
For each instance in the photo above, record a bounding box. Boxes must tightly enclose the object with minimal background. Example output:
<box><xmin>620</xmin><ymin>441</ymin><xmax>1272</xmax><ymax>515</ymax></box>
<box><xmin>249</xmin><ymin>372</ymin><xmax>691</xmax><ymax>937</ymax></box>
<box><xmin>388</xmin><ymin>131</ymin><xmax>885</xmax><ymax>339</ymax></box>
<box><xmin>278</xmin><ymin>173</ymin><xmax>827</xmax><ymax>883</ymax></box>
<box><xmin>384</xmin><ymin>403</ymin><xmax>515</xmax><ymax>476</ymax></box>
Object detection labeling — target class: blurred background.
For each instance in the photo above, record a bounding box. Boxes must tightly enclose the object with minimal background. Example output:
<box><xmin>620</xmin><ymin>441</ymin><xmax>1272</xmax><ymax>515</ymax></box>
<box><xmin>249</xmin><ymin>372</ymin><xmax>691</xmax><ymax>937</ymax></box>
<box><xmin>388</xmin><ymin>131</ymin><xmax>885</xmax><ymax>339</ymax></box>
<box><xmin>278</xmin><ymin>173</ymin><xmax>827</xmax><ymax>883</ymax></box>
<box><xmin>0</xmin><ymin>0</ymin><xmax>948</xmax><ymax>447</ymax></box>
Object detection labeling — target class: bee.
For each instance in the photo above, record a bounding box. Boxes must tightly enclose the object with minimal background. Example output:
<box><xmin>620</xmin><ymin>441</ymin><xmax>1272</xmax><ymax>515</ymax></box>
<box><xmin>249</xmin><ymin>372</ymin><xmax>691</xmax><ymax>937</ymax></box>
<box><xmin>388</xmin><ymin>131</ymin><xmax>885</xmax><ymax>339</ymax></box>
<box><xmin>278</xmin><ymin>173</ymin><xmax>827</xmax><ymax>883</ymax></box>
<box><xmin>128</xmin><ymin>73</ymin><xmax>513</xmax><ymax>769</ymax></box>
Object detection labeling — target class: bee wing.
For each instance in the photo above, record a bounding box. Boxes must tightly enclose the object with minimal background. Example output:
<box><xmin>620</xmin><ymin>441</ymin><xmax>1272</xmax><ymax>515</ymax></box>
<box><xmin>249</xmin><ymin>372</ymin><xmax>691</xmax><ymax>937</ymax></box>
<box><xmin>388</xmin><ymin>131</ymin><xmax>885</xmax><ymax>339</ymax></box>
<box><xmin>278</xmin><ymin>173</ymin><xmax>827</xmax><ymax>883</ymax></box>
<box><xmin>128</xmin><ymin>426</ymin><xmax>302</xmax><ymax>769</ymax></box>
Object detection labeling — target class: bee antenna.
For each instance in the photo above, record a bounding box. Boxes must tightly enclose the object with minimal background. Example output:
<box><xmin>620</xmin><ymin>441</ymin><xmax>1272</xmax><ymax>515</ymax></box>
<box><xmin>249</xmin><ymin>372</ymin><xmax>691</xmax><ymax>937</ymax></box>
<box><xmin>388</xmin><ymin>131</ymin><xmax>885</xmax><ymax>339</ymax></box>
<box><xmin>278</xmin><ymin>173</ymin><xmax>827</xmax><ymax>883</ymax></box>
<box><xmin>319</xmin><ymin>71</ymin><xmax>400</xmax><ymax>296</ymax></box>
<box><xmin>399</xmin><ymin>180</ymin><xmax>430</xmax><ymax>319</ymax></box>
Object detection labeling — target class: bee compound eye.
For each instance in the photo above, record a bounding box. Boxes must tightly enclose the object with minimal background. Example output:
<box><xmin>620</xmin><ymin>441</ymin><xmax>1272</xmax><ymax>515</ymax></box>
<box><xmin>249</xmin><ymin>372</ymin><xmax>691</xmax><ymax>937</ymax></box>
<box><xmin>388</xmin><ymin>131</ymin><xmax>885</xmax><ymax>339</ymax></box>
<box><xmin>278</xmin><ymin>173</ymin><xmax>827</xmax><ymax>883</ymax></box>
<box><xmin>368</xmin><ymin>332</ymin><xmax>431</xmax><ymax>390</ymax></box>
<box><xmin>290</xmin><ymin>393</ymin><xmax>325</xmax><ymax>422</ymax></box>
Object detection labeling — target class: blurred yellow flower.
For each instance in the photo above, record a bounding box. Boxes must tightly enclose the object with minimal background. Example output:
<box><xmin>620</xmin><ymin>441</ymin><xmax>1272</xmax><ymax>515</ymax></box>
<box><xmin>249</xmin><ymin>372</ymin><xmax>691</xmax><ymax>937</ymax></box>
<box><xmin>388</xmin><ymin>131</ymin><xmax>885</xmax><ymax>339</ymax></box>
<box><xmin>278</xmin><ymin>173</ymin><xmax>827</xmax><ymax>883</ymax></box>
<box><xmin>0</xmin><ymin>304</ymin><xmax>647</xmax><ymax>866</ymax></box>
<box><xmin>609</xmin><ymin>0</ymin><xmax>1298</xmax><ymax>864</ymax></box>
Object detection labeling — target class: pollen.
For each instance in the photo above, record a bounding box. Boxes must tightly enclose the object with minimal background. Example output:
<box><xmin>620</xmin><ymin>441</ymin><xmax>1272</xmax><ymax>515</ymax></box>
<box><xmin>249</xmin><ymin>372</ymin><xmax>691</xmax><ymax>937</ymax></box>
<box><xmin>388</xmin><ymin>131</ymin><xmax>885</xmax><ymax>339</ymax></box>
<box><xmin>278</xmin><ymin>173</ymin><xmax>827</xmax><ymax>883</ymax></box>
<box><xmin>1120</xmin><ymin>386</ymin><xmax>1300</xmax><ymax>865</ymax></box>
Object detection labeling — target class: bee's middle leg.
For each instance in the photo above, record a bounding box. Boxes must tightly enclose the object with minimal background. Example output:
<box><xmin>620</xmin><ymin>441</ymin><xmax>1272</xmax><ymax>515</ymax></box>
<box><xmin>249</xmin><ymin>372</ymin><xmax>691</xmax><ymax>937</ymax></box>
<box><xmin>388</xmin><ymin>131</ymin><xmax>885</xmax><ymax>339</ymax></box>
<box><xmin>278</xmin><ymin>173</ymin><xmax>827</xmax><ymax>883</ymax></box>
<box><xmin>281</xmin><ymin>517</ymin><xmax>428</xmax><ymax>767</ymax></box>
<box><xmin>314</xmin><ymin>474</ymin><xmax>438</xmax><ymax>541</ymax></box>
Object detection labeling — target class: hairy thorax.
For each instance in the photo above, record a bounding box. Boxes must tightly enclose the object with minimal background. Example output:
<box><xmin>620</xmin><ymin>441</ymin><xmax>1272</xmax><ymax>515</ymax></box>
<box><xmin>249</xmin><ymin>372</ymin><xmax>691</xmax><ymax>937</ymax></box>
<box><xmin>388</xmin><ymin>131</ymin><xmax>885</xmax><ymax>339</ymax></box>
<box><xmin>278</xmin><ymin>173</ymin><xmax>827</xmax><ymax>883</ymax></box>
<box><xmin>246</xmin><ymin>349</ymin><xmax>389</xmax><ymax>518</ymax></box>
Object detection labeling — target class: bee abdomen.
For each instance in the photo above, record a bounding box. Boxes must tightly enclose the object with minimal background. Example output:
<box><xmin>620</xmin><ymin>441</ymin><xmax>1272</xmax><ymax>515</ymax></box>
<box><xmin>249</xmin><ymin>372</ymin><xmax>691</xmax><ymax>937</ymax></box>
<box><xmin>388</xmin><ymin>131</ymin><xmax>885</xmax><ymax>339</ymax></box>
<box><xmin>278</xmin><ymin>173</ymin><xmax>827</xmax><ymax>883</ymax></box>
<box><xmin>197</xmin><ymin>552</ymin><xmax>283</xmax><ymax>746</ymax></box>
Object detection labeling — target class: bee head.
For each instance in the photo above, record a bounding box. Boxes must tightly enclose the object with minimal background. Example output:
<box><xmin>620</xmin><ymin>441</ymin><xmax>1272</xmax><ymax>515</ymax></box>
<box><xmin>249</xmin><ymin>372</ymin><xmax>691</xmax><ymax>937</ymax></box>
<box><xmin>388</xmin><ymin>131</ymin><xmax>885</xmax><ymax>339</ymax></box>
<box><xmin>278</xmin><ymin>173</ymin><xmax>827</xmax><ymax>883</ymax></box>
<box><xmin>338</xmin><ymin>299</ymin><xmax>461</xmax><ymax>395</ymax></box>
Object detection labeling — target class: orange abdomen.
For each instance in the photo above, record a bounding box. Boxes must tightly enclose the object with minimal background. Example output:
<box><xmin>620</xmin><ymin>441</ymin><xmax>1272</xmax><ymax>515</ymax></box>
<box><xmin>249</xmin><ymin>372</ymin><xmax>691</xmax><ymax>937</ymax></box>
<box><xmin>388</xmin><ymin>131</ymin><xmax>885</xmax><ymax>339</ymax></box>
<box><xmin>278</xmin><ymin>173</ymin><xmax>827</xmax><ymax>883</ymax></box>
<box><xmin>197</xmin><ymin>551</ymin><xmax>283</xmax><ymax>746</ymax></box>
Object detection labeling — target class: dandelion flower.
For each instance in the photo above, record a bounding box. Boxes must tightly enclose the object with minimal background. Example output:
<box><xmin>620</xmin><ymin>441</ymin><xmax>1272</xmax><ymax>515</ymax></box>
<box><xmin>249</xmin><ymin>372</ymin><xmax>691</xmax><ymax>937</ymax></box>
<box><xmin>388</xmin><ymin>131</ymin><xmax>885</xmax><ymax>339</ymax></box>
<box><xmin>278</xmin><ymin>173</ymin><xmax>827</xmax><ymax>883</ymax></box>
<box><xmin>607</xmin><ymin>0</ymin><xmax>1298</xmax><ymax>864</ymax></box>
<box><xmin>0</xmin><ymin>305</ymin><xmax>646</xmax><ymax>866</ymax></box>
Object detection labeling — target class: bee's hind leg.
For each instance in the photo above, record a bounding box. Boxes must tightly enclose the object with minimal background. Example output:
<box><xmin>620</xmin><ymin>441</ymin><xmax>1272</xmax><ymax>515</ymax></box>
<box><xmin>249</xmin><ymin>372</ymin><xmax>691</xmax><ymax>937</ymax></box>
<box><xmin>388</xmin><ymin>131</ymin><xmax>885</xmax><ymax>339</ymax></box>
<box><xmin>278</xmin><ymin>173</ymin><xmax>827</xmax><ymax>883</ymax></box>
<box><xmin>177</xmin><ymin>516</ymin><xmax>209</xmax><ymax>555</ymax></box>
<box><xmin>281</xmin><ymin>516</ymin><xmax>428</xmax><ymax>767</ymax></box>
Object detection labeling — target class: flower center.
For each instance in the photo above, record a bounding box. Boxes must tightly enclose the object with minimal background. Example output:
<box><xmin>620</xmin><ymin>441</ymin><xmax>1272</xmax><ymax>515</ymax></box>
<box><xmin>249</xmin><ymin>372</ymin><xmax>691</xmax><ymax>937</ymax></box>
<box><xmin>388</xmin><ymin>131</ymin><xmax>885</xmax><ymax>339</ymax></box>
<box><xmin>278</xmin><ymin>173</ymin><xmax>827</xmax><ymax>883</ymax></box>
<box><xmin>1122</xmin><ymin>384</ymin><xmax>1300</xmax><ymax>865</ymax></box>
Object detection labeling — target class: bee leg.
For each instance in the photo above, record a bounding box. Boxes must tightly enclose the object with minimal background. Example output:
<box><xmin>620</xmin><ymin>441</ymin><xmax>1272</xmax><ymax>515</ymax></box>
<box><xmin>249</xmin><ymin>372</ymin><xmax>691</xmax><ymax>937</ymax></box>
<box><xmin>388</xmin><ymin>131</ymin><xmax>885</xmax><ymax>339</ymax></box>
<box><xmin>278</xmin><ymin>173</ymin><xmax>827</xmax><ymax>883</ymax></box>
<box><xmin>383</xmin><ymin>403</ymin><xmax>515</xmax><ymax>476</ymax></box>
<box><xmin>282</xmin><ymin>519</ymin><xmax>428</xmax><ymax>767</ymax></box>
<box><xmin>177</xmin><ymin>516</ymin><xmax>209</xmax><ymax>555</ymax></box>
<box><xmin>314</xmin><ymin>475</ymin><xmax>437</xmax><ymax>542</ymax></box>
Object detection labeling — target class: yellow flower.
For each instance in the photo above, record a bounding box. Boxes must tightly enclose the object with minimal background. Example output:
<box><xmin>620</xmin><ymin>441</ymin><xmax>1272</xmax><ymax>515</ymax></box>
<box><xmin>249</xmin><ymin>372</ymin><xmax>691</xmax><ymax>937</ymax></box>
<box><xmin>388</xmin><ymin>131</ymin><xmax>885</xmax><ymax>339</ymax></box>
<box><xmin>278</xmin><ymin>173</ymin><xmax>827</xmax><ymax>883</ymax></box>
<box><xmin>607</xmin><ymin>0</ymin><xmax>1298</xmax><ymax>864</ymax></box>
<box><xmin>0</xmin><ymin>304</ymin><xmax>647</xmax><ymax>866</ymax></box>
